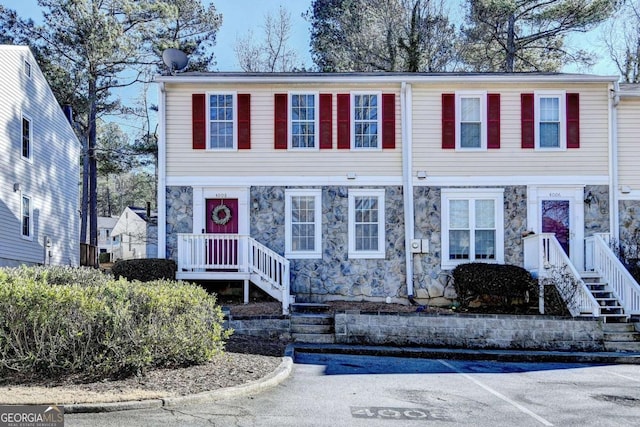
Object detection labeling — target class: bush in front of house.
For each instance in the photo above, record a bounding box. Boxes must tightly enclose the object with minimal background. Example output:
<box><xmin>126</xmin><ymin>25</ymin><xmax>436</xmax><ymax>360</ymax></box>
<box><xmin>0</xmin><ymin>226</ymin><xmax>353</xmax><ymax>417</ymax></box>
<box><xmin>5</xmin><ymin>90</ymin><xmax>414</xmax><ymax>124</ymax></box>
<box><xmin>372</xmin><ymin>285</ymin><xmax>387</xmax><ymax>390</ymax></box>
<box><xmin>1</xmin><ymin>265</ymin><xmax>112</xmax><ymax>287</ymax></box>
<box><xmin>111</xmin><ymin>258</ymin><xmax>177</xmax><ymax>282</ymax></box>
<box><xmin>98</xmin><ymin>252</ymin><xmax>111</xmax><ymax>264</ymax></box>
<box><xmin>0</xmin><ymin>267</ymin><xmax>229</xmax><ymax>381</ymax></box>
<box><xmin>452</xmin><ymin>263</ymin><xmax>537</xmax><ymax>309</ymax></box>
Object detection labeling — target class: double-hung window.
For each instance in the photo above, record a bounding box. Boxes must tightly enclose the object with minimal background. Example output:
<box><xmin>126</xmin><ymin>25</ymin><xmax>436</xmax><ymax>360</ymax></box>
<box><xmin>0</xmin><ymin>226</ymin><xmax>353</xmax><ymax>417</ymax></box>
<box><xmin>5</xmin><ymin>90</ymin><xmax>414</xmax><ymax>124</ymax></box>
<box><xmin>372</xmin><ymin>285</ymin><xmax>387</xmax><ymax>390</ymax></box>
<box><xmin>441</xmin><ymin>189</ymin><xmax>504</xmax><ymax>269</ymax></box>
<box><xmin>285</xmin><ymin>189</ymin><xmax>322</xmax><ymax>258</ymax></box>
<box><xmin>456</xmin><ymin>92</ymin><xmax>486</xmax><ymax>150</ymax></box>
<box><xmin>22</xmin><ymin>115</ymin><xmax>31</xmax><ymax>160</ymax></box>
<box><xmin>208</xmin><ymin>93</ymin><xmax>236</xmax><ymax>149</ymax></box>
<box><xmin>348</xmin><ymin>189</ymin><xmax>385</xmax><ymax>258</ymax></box>
<box><xmin>352</xmin><ymin>92</ymin><xmax>381</xmax><ymax>149</ymax></box>
<box><xmin>289</xmin><ymin>93</ymin><xmax>318</xmax><ymax>149</ymax></box>
<box><xmin>535</xmin><ymin>92</ymin><xmax>565</xmax><ymax>149</ymax></box>
<box><xmin>21</xmin><ymin>194</ymin><xmax>32</xmax><ymax>240</ymax></box>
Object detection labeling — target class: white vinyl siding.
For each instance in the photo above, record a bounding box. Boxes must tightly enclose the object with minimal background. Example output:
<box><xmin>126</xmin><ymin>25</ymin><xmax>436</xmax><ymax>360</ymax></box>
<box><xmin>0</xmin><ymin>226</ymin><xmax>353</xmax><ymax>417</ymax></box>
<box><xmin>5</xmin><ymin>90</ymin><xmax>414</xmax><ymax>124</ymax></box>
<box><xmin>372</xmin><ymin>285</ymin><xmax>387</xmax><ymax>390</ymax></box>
<box><xmin>0</xmin><ymin>46</ymin><xmax>80</xmax><ymax>266</ymax></box>
<box><xmin>164</xmin><ymin>84</ymin><xmax>401</xmax><ymax>179</ymax></box>
<box><xmin>412</xmin><ymin>83</ymin><xmax>610</xmax><ymax>178</ymax></box>
<box><xmin>285</xmin><ymin>189</ymin><xmax>322</xmax><ymax>258</ymax></box>
<box><xmin>441</xmin><ymin>188</ymin><xmax>504</xmax><ymax>269</ymax></box>
<box><xmin>348</xmin><ymin>189</ymin><xmax>385</xmax><ymax>259</ymax></box>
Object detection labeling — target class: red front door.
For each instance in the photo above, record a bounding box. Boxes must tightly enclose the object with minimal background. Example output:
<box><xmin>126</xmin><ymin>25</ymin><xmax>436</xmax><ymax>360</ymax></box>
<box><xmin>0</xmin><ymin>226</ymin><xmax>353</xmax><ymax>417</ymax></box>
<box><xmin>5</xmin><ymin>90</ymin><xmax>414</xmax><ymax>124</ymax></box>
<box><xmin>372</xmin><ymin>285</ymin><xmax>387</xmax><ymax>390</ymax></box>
<box><xmin>206</xmin><ymin>199</ymin><xmax>239</xmax><ymax>266</ymax></box>
<box><xmin>541</xmin><ymin>200</ymin><xmax>570</xmax><ymax>256</ymax></box>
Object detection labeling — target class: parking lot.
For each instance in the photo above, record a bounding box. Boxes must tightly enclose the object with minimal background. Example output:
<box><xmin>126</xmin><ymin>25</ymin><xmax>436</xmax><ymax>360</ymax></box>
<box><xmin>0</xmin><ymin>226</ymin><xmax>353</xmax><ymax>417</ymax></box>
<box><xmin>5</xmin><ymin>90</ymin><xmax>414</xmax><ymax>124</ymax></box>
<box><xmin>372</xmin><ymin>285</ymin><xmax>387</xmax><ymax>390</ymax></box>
<box><xmin>67</xmin><ymin>353</ymin><xmax>640</xmax><ymax>426</ymax></box>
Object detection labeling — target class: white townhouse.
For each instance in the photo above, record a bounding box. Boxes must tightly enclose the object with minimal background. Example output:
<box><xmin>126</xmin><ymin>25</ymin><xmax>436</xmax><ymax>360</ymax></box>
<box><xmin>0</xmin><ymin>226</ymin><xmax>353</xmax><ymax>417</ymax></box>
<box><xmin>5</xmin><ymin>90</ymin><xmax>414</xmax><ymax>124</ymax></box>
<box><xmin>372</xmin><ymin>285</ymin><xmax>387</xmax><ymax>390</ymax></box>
<box><xmin>0</xmin><ymin>45</ymin><xmax>80</xmax><ymax>267</ymax></box>
<box><xmin>155</xmin><ymin>72</ymin><xmax>640</xmax><ymax>319</ymax></box>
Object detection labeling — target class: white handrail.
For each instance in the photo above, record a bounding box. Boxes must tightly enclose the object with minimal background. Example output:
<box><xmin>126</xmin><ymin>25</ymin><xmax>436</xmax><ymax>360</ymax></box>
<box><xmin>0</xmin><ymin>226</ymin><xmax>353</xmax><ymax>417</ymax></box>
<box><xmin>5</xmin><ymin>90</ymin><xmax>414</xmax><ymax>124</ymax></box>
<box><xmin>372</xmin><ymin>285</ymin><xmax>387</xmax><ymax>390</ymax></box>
<box><xmin>177</xmin><ymin>233</ymin><xmax>290</xmax><ymax>314</ymax></box>
<box><xmin>591</xmin><ymin>233</ymin><xmax>640</xmax><ymax>316</ymax></box>
<box><xmin>524</xmin><ymin>233</ymin><xmax>600</xmax><ymax>317</ymax></box>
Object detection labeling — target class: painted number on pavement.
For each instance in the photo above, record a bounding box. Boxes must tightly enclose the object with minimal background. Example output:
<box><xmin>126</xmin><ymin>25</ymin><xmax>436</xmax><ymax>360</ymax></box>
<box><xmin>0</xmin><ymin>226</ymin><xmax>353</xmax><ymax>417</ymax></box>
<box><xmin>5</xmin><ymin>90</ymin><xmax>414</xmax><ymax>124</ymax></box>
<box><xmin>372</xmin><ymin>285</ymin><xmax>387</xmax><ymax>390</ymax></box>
<box><xmin>350</xmin><ymin>407</ymin><xmax>451</xmax><ymax>421</ymax></box>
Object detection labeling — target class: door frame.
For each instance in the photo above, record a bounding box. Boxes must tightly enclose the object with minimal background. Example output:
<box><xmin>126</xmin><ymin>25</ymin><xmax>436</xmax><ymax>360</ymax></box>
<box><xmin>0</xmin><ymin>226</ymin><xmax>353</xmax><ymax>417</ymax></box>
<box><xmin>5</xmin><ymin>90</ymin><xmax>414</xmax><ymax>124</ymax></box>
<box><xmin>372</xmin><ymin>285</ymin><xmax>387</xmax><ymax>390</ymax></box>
<box><xmin>192</xmin><ymin>187</ymin><xmax>250</xmax><ymax>235</ymax></box>
<box><xmin>527</xmin><ymin>185</ymin><xmax>585</xmax><ymax>271</ymax></box>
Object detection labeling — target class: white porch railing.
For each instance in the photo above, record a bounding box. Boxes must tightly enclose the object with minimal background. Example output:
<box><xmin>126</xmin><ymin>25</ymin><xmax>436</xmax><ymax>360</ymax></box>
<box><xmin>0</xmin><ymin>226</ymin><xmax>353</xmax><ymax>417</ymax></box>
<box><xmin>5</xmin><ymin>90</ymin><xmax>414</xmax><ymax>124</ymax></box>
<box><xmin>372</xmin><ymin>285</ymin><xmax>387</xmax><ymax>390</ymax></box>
<box><xmin>177</xmin><ymin>233</ymin><xmax>290</xmax><ymax>314</ymax></box>
<box><xmin>588</xmin><ymin>233</ymin><xmax>640</xmax><ymax>317</ymax></box>
<box><xmin>524</xmin><ymin>233</ymin><xmax>600</xmax><ymax>317</ymax></box>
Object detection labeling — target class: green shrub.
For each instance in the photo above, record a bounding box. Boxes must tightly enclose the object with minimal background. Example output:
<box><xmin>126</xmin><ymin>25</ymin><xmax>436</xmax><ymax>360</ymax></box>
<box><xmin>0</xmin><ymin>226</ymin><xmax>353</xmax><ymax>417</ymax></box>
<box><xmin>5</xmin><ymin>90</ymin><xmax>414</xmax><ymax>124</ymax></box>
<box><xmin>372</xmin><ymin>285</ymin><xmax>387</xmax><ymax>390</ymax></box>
<box><xmin>452</xmin><ymin>263</ymin><xmax>537</xmax><ymax>308</ymax></box>
<box><xmin>0</xmin><ymin>265</ymin><xmax>112</xmax><ymax>287</ymax></box>
<box><xmin>0</xmin><ymin>267</ymin><xmax>229</xmax><ymax>381</ymax></box>
<box><xmin>98</xmin><ymin>252</ymin><xmax>112</xmax><ymax>264</ymax></box>
<box><xmin>111</xmin><ymin>259</ymin><xmax>177</xmax><ymax>282</ymax></box>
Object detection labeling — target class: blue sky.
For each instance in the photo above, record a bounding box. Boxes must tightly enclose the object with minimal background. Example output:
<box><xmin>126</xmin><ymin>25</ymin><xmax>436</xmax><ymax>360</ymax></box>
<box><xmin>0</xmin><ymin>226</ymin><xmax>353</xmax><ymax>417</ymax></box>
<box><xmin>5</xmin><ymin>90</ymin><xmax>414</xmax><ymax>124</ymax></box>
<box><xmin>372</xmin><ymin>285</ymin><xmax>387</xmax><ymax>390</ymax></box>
<box><xmin>4</xmin><ymin>0</ymin><xmax>314</xmax><ymax>71</ymax></box>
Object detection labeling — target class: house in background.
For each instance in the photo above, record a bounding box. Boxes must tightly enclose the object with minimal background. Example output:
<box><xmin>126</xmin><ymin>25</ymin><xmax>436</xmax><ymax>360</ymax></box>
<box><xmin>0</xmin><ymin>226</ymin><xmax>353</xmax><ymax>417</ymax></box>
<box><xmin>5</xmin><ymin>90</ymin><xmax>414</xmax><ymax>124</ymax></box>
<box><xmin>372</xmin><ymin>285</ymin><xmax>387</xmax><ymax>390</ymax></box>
<box><xmin>0</xmin><ymin>45</ymin><xmax>80</xmax><ymax>267</ymax></box>
<box><xmin>111</xmin><ymin>206</ymin><xmax>158</xmax><ymax>260</ymax></box>
<box><xmin>155</xmin><ymin>72</ymin><xmax>640</xmax><ymax>318</ymax></box>
<box><xmin>96</xmin><ymin>216</ymin><xmax>119</xmax><ymax>261</ymax></box>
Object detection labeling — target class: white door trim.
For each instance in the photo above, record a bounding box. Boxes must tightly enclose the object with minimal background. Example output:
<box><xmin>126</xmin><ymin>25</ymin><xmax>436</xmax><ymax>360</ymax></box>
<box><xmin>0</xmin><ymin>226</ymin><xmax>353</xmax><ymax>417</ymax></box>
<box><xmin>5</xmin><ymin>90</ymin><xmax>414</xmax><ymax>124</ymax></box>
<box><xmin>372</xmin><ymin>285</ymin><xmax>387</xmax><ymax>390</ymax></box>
<box><xmin>527</xmin><ymin>185</ymin><xmax>585</xmax><ymax>271</ymax></box>
<box><xmin>192</xmin><ymin>186</ymin><xmax>250</xmax><ymax>235</ymax></box>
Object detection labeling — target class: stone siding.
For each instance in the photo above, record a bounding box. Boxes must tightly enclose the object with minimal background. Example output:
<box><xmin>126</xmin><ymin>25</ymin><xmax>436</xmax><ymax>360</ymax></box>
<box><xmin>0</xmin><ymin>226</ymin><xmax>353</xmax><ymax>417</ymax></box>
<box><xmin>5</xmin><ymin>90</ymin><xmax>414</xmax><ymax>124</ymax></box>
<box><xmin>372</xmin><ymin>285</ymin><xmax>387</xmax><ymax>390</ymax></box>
<box><xmin>250</xmin><ymin>186</ymin><xmax>406</xmax><ymax>302</ymax></box>
<box><xmin>585</xmin><ymin>185</ymin><xmax>610</xmax><ymax>236</ymax></box>
<box><xmin>165</xmin><ymin>186</ymin><xmax>194</xmax><ymax>260</ymax></box>
<box><xmin>619</xmin><ymin>199</ymin><xmax>640</xmax><ymax>242</ymax></box>
<box><xmin>412</xmin><ymin>186</ymin><xmax>528</xmax><ymax>305</ymax></box>
<box><xmin>334</xmin><ymin>312</ymin><xmax>605</xmax><ymax>351</ymax></box>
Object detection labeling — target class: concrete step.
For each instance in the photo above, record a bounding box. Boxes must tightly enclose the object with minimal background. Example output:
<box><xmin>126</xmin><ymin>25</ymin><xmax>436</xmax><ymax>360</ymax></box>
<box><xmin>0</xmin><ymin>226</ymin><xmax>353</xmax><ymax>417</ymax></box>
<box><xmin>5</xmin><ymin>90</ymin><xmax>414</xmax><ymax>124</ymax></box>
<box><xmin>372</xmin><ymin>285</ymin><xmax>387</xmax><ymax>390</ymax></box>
<box><xmin>604</xmin><ymin>341</ymin><xmax>640</xmax><ymax>352</ymax></box>
<box><xmin>290</xmin><ymin>323</ymin><xmax>334</xmax><ymax>334</ymax></box>
<box><xmin>603</xmin><ymin>323</ymin><xmax>636</xmax><ymax>332</ymax></box>
<box><xmin>292</xmin><ymin>333</ymin><xmax>335</xmax><ymax>344</ymax></box>
<box><xmin>291</xmin><ymin>303</ymin><xmax>332</xmax><ymax>314</ymax></box>
<box><xmin>604</xmin><ymin>332</ymin><xmax>640</xmax><ymax>342</ymax></box>
<box><xmin>291</xmin><ymin>313</ymin><xmax>333</xmax><ymax>325</ymax></box>
<box><xmin>600</xmin><ymin>313</ymin><xmax>630</xmax><ymax>323</ymax></box>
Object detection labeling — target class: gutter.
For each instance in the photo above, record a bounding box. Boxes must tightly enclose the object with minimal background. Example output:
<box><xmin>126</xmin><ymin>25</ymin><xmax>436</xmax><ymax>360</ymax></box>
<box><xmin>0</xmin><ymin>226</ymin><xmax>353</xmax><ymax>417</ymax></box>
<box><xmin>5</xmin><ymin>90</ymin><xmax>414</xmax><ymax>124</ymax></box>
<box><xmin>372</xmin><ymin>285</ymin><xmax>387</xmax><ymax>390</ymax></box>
<box><xmin>401</xmin><ymin>82</ymin><xmax>415</xmax><ymax>301</ymax></box>
<box><xmin>610</xmin><ymin>81</ymin><xmax>621</xmax><ymax>240</ymax></box>
<box><xmin>157</xmin><ymin>82</ymin><xmax>167</xmax><ymax>259</ymax></box>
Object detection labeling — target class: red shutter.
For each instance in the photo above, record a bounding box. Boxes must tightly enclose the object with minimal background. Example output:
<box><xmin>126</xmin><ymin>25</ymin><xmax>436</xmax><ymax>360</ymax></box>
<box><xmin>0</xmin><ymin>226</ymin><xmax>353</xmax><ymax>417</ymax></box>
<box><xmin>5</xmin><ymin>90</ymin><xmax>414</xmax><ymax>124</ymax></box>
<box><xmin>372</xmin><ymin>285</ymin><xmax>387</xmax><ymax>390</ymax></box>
<box><xmin>319</xmin><ymin>93</ymin><xmax>332</xmax><ymax>149</ymax></box>
<box><xmin>237</xmin><ymin>94</ymin><xmax>251</xmax><ymax>149</ymax></box>
<box><xmin>274</xmin><ymin>93</ymin><xmax>287</xmax><ymax>149</ymax></box>
<box><xmin>337</xmin><ymin>93</ymin><xmax>350</xmax><ymax>149</ymax></box>
<box><xmin>521</xmin><ymin>93</ymin><xmax>535</xmax><ymax>149</ymax></box>
<box><xmin>192</xmin><ymin>94</ymin><xmax>206</xmax><ymax>150</ymax></box>
<box><xmin>487</xmin><ymin>93</ymin><xmax>500</xmax><ymax>149</ymax></box>
<box><xmin>441</xmin><ymin>93</ymin><xmax>455</xmax><ymax>149</ymax></box>
<box><xmin>382</xmin><ymin>93</ymin><xmax>396</xmax><ymax>149</ymax></box>
<box><xmin>566</xmin><ymin>92</ymin><xmax>580</xmax><ymax>149</ymax></box>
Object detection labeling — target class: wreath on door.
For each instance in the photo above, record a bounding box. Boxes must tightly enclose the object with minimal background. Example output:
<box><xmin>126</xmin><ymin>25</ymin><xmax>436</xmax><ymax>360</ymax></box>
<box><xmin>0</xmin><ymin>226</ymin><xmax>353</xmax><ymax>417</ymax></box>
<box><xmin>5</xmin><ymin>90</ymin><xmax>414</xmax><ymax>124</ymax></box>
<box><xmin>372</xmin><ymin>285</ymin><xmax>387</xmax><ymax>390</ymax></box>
<box><xmin>211</xmin><ymin>204</ymin><xmax>232</xmax><ymax>225</ymax></box>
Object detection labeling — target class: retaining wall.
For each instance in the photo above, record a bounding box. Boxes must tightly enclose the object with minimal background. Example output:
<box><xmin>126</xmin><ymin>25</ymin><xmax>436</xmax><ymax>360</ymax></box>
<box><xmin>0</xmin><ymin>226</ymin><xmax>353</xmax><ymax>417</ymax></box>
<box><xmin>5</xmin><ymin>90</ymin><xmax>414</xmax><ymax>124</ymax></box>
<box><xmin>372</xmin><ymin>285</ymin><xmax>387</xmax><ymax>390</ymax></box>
<box><xmin>334</xmin><ymin>312</ymin><xmax>605</xmax><ymax>351</ymax></box>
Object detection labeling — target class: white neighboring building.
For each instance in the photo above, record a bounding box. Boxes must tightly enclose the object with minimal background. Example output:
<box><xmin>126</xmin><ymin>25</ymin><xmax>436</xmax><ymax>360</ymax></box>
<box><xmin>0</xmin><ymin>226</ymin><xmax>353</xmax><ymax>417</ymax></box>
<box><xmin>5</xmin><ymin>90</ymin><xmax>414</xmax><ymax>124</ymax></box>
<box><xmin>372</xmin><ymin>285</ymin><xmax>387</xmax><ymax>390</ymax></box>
<box><xmin>0</xmin><ymin>45</ymin><xmax>80</xmax><ymax>267</ymax></box>
<box><xmin>97</xmin><ymin>216</ymin><xmax>119</xmax><ymax>261</ymax></box>
<box><xmin>111</xmin><ymin>206</ymin><xmax>158</xmax><ymax>260</ymax></box>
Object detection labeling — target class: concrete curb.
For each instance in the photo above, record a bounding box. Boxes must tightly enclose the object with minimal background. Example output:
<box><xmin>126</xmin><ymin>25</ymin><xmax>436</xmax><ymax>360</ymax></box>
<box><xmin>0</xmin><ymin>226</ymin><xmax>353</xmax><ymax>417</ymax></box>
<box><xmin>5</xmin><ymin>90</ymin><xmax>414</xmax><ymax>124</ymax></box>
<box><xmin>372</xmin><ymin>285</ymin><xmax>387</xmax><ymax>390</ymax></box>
<box><xmin>64</xmin><ymin>356</ymin><xmax>293</xmax><ymax>414</ymax></box>
<box><xmin>289</xmin><ymin>343</ymin><xmax>640</xmax><ymax>365</ymax></box>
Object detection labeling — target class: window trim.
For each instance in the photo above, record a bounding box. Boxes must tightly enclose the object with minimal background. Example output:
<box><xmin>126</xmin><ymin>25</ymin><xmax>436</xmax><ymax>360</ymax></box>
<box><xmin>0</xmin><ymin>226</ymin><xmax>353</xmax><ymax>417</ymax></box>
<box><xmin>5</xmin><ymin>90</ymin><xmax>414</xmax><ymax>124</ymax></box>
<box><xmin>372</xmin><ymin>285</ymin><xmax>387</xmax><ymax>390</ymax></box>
<box><xmin>534</xmin><ymin>91</ymin><xmax>566</xmax><ymax>151</ymax></box>
<box><xmin>351</xmin><ymin>91</ymin><xmax>382</xmax><ymax>151</ymax></box>
<box><xmin>288</xmin><ymin>92</ymin><xmax>319</xmax><ymax>150</ymax></box>
<box><xmin>441</xmin><ymin>188</ymin><xmax>504</xmax><ymax>269</ymax></box>
<box><xmin>21</xmin><ymin>193</ymin><xmax>33</xmax><ymax>241</ymax></box>
<box><xmin>455</xmin><ymin>91</ymin><xmax>487</xmax><ymax>151</ymax></box>
<box><xmin>21</xmin><ymin>114</ymin><xmax>32</xmax><ymax>161</ymax></box>
<box><xmin>348</xmin><ymin>188</ymin><xmax>385</xmax><ymax>259</ymax></box>
<box><xmin>206</xmin><ymin>91</ymin><xmax>237</xmax><ymax>151</ymax></box>
<box><xmin>285</xmin><ymin>189</ymin><xmax>322</xmax><ymax>259</ymax></box>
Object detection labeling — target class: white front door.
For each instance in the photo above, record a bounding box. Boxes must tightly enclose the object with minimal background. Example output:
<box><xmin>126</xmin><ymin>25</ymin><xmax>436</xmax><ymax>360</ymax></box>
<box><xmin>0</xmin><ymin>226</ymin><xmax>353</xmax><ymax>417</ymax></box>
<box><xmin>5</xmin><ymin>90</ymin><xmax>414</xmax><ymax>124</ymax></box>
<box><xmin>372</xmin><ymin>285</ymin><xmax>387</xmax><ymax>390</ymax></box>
<box><xmin>527</xmin><ymin>186</ymin><xmax>585</xmax><ymax>271</ymax></box>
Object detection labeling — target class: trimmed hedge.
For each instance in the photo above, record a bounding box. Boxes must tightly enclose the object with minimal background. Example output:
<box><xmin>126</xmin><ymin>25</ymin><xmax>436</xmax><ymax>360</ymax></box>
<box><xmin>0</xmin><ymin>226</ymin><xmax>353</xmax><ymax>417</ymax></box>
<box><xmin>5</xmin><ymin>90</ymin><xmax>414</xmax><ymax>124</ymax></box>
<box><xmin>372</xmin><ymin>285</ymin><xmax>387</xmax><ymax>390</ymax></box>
<box><xmin>452</xmin><ymin>263</ymin><xmax>537</xmax><ymax>308</ymax></box>
<box><xmin>111</xmin><ymin>258</ymin><xmax>177</xmax><ymax>282</ymax></box>
<box><xmin>0</xmin><ymin>267</ymin><xmax>229</xmax><ymax>380</ymax></box>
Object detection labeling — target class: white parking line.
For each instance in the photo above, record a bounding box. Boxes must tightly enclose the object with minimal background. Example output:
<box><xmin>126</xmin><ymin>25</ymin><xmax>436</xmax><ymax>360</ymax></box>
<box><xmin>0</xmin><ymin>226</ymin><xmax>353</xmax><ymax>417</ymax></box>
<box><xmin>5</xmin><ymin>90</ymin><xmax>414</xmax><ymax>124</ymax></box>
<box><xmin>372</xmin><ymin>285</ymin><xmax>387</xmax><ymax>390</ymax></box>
<box><xmin>604</xmin><ymin>370</ymin><xmax>640</xmax><ymax>382</ymax></box>
<box><xmin>438</xmin><ymin>360</ymin><xmax>553</xmax><ymax>426</ymax></box>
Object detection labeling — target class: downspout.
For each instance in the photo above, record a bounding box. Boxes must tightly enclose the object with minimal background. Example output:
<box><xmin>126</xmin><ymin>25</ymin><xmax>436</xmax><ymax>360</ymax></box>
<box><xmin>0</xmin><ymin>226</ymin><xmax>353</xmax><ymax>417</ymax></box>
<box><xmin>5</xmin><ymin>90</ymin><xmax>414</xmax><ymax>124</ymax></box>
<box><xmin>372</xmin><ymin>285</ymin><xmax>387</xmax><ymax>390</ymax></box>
<box><xmin>401</xmin><ymin>82</ymin><xmax>416</xmax><ymax>302</ymax></box>
<box><xmin>610</xmin><ymin>81</ymin><xmax>621</xmax><ymax>241</ymax></box>
<box><xmin>157</xmin><ymin>82</ymin><xmax>167</xmax><ymax>259</ymax></box>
